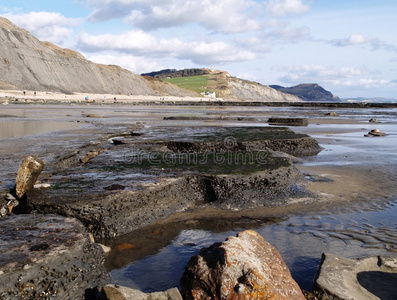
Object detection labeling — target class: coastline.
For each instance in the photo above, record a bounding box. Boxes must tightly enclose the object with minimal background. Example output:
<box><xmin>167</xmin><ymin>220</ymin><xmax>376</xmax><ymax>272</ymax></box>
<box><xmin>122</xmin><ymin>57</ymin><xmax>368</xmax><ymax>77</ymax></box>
<box><xmin>1</xmin><ymin>99</ymin><xmax>396</xmax><ymax>298</ymax></box>
<box><xmin>1</xmin><ymin>89</ymin><xmax>397</xmax><ymax>107</ymax></box>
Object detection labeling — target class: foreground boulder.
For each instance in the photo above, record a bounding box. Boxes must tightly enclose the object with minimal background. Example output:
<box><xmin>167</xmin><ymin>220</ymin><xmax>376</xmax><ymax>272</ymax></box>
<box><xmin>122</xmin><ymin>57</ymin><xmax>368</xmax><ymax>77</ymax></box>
<box><xmin>101</xmin><ymin>285</ymin><xmax>182</xmax><ymax>300</ymax></box>
<box><xmin>15</xmin><ymin>156</ymin><xmax>45</xmax><ymax>198</ymax></box>
<box><xmin>313</xmin><ymin>253</ymin><xmax>397</xmax><ymax>300</ymax></box>
<box><xmin>180</xmin><ymin>230</ymin><xmax>305</xmax><ymax>300</ymax></box>
<box><xmin>0</xmin><ymin>214</ymin><xmax>109</xmax><ymax>299</ymax></box>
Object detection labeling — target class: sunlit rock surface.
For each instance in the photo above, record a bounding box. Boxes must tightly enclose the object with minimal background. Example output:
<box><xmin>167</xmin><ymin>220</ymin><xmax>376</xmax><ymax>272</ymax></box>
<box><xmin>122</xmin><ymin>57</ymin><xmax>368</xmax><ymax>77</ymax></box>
<box><xmin>15</xmin><ymin>156</ymin><xmax>45</xmax><ymax>198</ymax></box>
<box><xmin>314</xmin><ymin>253</ymin><xmax>397</xmax><ymax>300</ymax></box>
<box><xmin>180</xmin><ymin>230</ymin><xmax>305</xmax><ymax>300</ymax></box>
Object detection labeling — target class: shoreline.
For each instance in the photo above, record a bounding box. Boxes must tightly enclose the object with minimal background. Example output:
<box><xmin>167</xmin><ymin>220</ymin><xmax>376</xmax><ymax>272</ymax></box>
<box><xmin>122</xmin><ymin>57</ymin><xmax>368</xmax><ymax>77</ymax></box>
<box><xmin>1</xmin><ymin>89</ymin><xmax>397</xmax><ymax>108</ymax></box>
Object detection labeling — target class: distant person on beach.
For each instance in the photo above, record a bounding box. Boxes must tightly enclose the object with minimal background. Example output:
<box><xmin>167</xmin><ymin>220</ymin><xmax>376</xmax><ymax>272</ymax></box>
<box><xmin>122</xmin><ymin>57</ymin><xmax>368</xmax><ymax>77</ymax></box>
<box><xmin>114</xmin><ymin>97</ymin><xmax>117</xmax><ymax>103</ymax></box>
<box><xmin>34</xmin><ymin>91</ymin><xmax>36</xmax><ymax>96</ymax></box>
<box><xmin>23</xmin><ymin>91</ymin><xmax>25</xmax><ymax>95</ymax></box>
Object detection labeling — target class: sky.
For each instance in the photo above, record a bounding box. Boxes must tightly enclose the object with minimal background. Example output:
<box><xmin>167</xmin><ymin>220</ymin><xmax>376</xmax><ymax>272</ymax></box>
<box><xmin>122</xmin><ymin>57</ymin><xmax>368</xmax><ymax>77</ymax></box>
<box><xmin>1</xmin><ymin>0</ymin><xmax>396</xmax><ymax>99</ymax></box>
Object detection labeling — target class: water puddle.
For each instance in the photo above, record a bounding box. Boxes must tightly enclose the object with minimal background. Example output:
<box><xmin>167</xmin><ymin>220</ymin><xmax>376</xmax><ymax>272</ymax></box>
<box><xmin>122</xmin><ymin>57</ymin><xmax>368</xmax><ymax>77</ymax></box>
<box><xmin>0</xmin><ymin>121</ymin><xmax>78</xmax><ymax>139</ymax></box>
<box><xmin>106</xmin><ymin>199</ymin><xmax>397</xmax><ymax>292</ymax></box>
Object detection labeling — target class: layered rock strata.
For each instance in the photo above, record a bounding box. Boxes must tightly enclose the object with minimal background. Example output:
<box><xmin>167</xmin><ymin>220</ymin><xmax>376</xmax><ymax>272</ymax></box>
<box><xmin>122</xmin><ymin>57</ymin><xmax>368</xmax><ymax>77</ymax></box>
<box><xmin>0</xmin><ymin>214</ymin><xmax>109</xmax><ymax>299</ymax></box>
<box><xmin>24</xmin><ymin>126</ymin><xmax>320</xmax><ymax>239</ymax></box>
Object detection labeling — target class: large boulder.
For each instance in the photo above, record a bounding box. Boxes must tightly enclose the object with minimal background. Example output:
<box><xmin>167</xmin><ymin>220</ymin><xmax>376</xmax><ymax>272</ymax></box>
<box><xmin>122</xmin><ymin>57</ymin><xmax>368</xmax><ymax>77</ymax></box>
<box><xmin>313</xmin><ymin>253</ymin><xmax>397</xmax><ymax>300</ymax></box>
<box><xmin>180</xmin><ymin>230</ymin><xmax>305</xmax><ymax>300</ymax></box>
<box><xmin>0</xmin><ymin>214</ymin><xmax>110</xmax><ymax>299</ymax></box>
<box><xmin>15</xmin><ymin>156</ymin><xmax>45</xmax><ymax>198</ymax></box>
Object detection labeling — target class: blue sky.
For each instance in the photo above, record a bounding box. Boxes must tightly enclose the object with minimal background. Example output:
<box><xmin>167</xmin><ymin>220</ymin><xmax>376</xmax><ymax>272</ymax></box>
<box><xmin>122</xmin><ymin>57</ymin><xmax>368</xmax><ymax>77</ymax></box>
<box><xmin>1</xmin><ymin>0</ymin><xmax>396</xmax><ymax>98</ymax></box>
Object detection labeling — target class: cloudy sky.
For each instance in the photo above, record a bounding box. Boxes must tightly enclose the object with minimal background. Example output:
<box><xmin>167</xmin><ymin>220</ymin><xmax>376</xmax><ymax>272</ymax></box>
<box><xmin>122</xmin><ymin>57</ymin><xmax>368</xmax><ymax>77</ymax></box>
<box><xmin>1</xmin><ymin>0</ymin><xmax>396</xmax><ymax>98</ymax></box>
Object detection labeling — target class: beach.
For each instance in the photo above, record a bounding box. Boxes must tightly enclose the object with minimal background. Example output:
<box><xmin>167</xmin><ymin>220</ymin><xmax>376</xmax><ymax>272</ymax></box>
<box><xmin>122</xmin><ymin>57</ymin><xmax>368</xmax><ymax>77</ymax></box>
<box><xmin>1</xmin><ymin>97</ymin><xmax>396</xmax><ymax>293</ymax></box>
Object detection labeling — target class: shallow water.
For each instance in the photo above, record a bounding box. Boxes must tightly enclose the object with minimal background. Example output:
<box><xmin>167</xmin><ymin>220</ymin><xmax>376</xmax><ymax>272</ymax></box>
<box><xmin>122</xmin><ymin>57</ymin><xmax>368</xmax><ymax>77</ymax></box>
<box><xmin>0</xmin><ymin>121</ymin><xmax>78</xmax><ymax>139</ymax></box>
<box><xmin>108</xmin><ymin>199</ymin><xmax>397</xmax><ymax>292</ymax></box>
<box><xmin>1</xmin><ymin>103</ymin><xmax>396</xmax><ymax>293</ymax></box>
<box><xmin>101</xmin><ymin>105</ymin><xmax>397</xmax><ymax>293</ymax></box>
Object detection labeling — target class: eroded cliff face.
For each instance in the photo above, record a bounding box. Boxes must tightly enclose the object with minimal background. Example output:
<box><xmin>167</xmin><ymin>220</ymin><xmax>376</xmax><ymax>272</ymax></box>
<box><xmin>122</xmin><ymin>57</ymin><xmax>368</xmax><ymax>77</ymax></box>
<box><xmin>226</xmin><ymin>78</ymin><xmax>302</xmax><ymax>102</ymax></box>
<box><xmin>0</xmin><ymin>17</ymin><xmax>153</xmax><ymax>94</ymax></box>
<box><xmin>0</xmin><ymin>17</ymin><xmax>196</xmax><ymax>96</ymax></box>
<box><xmin>0</xmin><ymin>17</ymin><xmax>301</xmax><ymax>101</ymax></box>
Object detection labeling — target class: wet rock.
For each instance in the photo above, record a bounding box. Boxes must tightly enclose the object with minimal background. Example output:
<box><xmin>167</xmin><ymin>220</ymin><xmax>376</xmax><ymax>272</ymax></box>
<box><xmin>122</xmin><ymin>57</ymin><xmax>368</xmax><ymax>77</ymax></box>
<box><xmin>268</xmin><ymin>117</ymin><xmax>309</xmax><ymax>126</ymax></box>
<box><xmin>98</xmin><ymin>243</ymin><xmax>111</xmax><ymax>255</ymax></box>
<box><xmin>369</xmin><ymin>118</ymin><xmax>379</xmax><ymax>123</ymax></box>
<box><xmin>313</xmin><ymin>253</ymin><xmax>397</xmax><ymax>300</ymax></box>
<box><xmin>366</xmin><ymin>128</ymin><xmax>386</xmax><ymax>136</ymax></box>
<box><xmin>104</xmin><ymin>184</ymin><xmax>126</xmax><ymax>191</ymax></box>
<box><xmin>80</xmin><ymin>149</ymin><xmax>104</xmax><ymax>164</ymax></box>
<box><xmin>180</xmin><ymin>230</ymin><xmax>305</xmax><ymax>300</ymax></box>
<box><xmin>109</xmin><ymin>138</ymin><xmax>126</xmax><ymax>145</ymax></box>
<box><xmin>101</xmin><ymin>285</ymin><xmax>182</xmax><ymax>300</ymax></box>
<box><xmin>0</xmin><ymin>214</ymin><xmax>110</xmax><ymax>299</ymax></box>
<box><xmin>325</xmin><ymin>112</ymin><xmax>337</xmax><ymax>116</ymax></box>
<box><xmin>15</xmin><ymin>156</ymin><xmax>45</xmax><ymax>198</ymax></box>
<box><xmin>33</xmin><ymin>182</ymin><xmax>51</xmax><ymax>189</ymax></box>
<box><xmin>0</xmin><ymin>206</ymin><xmax>7</xmax><ymax>217</ymax></box>
<box><xmin>82</xmin><ymin>113</ymin><xmax>106</xmax><ymax>118</ymax></box>
<box><xmin>166</xmin><ymin>127</ymin><xmax>322</xmax><ymax>157</ymax></box>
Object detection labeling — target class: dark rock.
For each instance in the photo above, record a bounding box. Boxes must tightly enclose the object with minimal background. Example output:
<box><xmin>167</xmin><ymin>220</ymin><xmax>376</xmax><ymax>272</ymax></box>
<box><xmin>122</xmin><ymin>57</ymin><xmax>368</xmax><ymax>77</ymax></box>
<box><xmin>313</xmin><ymin>253</ymin><xmax>397</xmax><ymax>300</ymax></box>
<box><xmin>0</xmin><ymin>214</ymin><xmax>110</xmax><ymax>299</ymax></box>
<box><xmin>369</xmin><ymin>118</ymin><xmax>379</xmax><ymax>123</ymax></box>
<box><xmin>367</xmin><ymin>129</ymin><xmax>386</xmax><ymax>136</ymax></box>
<box><xmin>110</xmin><ymin>139</ymin><xmax>126</xmax><ymax>145</ymax></box>
<box><xmin>104</xmin><ymin>184</ymin><xmax>126</xmax><ymax>191</ymax></box>
<box><xmin>268</xmin><ymin>117</ymin><xmax>309</xmax><ymax>126</ymax></box>
<box><xmin>180</xmin><ymin>230</ymin><xmax>305</xmax><ymax>300</ymax></box>
<box><xmin>26</xmin><ymin>126</ymin><xmax>318</xmax><ymax>239</ymax></box>
<box><xmin>166</xmin><ymin>127</ymin><xmax>322</xmax><ymax>157</ymax></box>
<box><xmin>15</xmin><ymin>156</ymin><xmax>45</xmax><ymax>199</ymax></box>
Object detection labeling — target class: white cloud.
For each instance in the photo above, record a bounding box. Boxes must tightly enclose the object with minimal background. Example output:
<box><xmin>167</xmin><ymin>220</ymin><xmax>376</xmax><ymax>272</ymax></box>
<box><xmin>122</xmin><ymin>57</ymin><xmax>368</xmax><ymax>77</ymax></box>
<box><xmin>87</xmin><ymin>0</ymin><xmax>261</xmax><ymax>33</ymax></box>
<box><xmin>3</xmin><ymin>12</ymin><xmax>82</xmax><ymax>45</ymax></box>
<box><xmin>262</xmin><ymin>24</ymin><xmax>311</xmax><ymax>43</ymax></box>
<box><xmin>275</xmin><ymin>64</ymin><xmax>389</xmax><ymax>89</ymax></box>
<box><xmin>237</xmin><ymin>72</ymin><xmax>258</xmax><ymax>82</ymax></box>
<box><xmin>77</xmin><ymin>31</ymin><xmax>256</xmax><ymax>65</ymax></box>
<box><xmin>331</xmin><ymin>34</ymin><xmax>397</xmax><ymax>53</ymax></box>
<box><xmin>266</xmin><ymin>0</ymin><xmax>310</xmax><ymax>17</ymax></box>
<box><xmin>87</xmin><ymin>54</ymin><xmax>163</xmax><ymax>74</ymax></box>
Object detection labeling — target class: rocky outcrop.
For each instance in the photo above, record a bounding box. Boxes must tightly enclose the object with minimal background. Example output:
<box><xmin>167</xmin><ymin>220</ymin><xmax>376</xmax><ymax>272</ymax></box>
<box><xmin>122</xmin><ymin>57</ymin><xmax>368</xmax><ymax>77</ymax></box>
<box><xmin>26</xmin><ymin>126</ymin><xmax>320</xmax><ymax>239</ymax></box>
<box><xmin>270</xmin><ymin>84</ymin><xmax>340</xmax><ymax>102</ymax></box>
<box><xmin>0</xmin><ymin>17</ymin><xmax>196</xmax><ymax>96</ymax></box>
<box><xmin>267</xmin><ymin>117</ymin><xmax>309</xmax><ymax>126</ymax></box>
<box><xmin>313</xmin><ymin>253</ymin><xmax>397</xmax><ymax>300</ymax></box>
<box><xmin>180</xmin><ymin>230</ymin><xmax>305</xmax><ymax>300</ymax></box>
<box><xmin>0</xmin><ymin>214</ymin><xmax>109</xmax><ymax>299</ymax></box>
<box><xmin>15</xmin><ymin>156</ymin><xmax>45</xmax><ymax>199</ymax></box>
